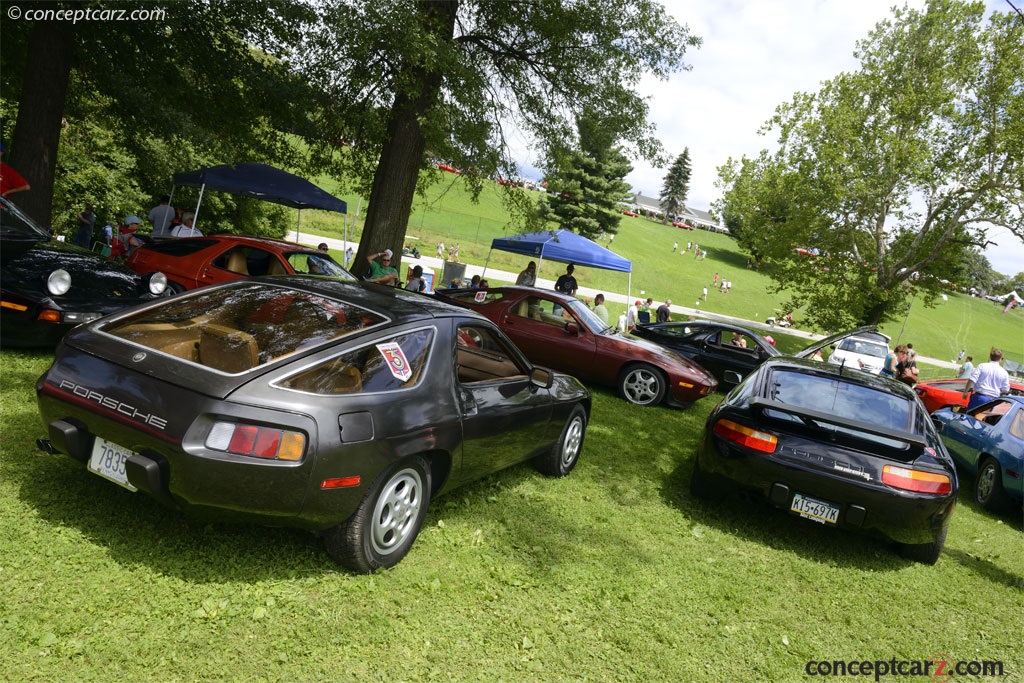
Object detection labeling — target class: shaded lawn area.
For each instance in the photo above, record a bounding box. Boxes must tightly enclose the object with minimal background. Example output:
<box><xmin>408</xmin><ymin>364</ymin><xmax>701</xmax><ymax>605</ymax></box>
<box><xmin>2</xmin><ymin>348</ymin><xmax>1021</xmax><ymax>682</ymax></box>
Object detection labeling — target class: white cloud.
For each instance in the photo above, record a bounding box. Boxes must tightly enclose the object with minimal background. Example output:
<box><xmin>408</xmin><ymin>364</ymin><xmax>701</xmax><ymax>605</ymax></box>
<box><xmin>617</xmin><ymin>0</ymin><xmax>1023</xmax><ymax>277</ymax></box>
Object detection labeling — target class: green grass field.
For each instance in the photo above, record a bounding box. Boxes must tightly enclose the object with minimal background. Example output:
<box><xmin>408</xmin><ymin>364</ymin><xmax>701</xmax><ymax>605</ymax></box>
<box><xmin>1</xmin><ymin>348</ymin><xmax>1021</xmax><ymax>682</ymax></box>
<box><xmin>298</xmin><ymin>174</ymin><xmax>1024</xmax><ymax>377</ymax></box>
<box><xmin>2</xmin><ymin>169</ymin><xmax>1021</xmax><ymax>681</ymax></box>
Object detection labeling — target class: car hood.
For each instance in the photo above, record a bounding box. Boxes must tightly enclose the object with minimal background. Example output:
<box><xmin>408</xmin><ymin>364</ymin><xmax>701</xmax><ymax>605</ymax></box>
<box><xmin>793</xmin><ymin>325</ymin><xmax>883</xmax><ymax>359</ymax></box>
<box><xmin>2</xmin><ymin>240</ymin><xmax>145</xmax><ymax>301</ymax></box>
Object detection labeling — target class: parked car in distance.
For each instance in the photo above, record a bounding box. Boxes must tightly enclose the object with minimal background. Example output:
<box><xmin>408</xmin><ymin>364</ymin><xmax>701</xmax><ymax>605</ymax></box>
<box><xmin>826</xmin><ymin>331</ymin><xmax>891</xmax><ymax>374</ymax></box>
<box><xmin>126</xmin><ymin>234</ymin><xmax>354</xmax><ymax>293</ymax></box>
<box><xmin>435</xmin><ymin>286</ymin><xmax>717</xmax><ymax>407</ymax></box>
<box><xmin>36</xmin><ymin>277</ymin><xmax>591</xmax><ymax>572</ymax></box>
<box><xmin>915</xmin><ymin>377</ymin><xmax>1024</xmax><ymax>414</ymax></box>
<box><xmin>692</xmin><ymin>357</ymin><xmax>957</xmax><ymax>564</ymax></box>
<box><xmin>1</xmin><ymin>196</ymin><xmax>170</xmax><ymax>347</ymax></box>
<box><xmin>931</xmin><ymin>397</ymin><xmax>1024</xmax><ymax>512</ymax></box>
<box><xmin>631</xmin><ymin>321</ymin><xmax>878</xmax><ymax>387</ymax></box>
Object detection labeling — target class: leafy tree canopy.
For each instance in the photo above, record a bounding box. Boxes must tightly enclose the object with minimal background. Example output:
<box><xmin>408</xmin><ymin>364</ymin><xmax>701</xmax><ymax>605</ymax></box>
<box><xmin>1</xmin><ymin>0</ymin><xmax>318</xmax><ymax>233</ymax></box>
<box><xmin>301</xmin><ymin>0</ymin><xmax>700</xmax><ymax>266</ymax></box>
<box><xmin>714</xmin><ymin>0</ymin><xmax>1023</xmax><ymax>330</ymax></box>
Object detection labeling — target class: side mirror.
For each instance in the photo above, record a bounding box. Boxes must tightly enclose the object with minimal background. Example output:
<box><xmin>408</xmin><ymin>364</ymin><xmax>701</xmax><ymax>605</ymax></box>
<box><xmin>564</xmin><ymin>322</ymin><xmax>580</xmax><ymax>336</ymax></box>
<box><xmin>722</xmin><ymin>370</ymin><xmax>743</xmax><ymax>385</ymax></box>
<box><xmin>529</xmin><ymin>366</ymin><xmax>554</xmax><ymax>389</ymax></box>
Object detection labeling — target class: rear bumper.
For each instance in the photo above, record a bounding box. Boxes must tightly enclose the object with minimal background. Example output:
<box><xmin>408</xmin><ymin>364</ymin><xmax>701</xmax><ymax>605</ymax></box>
<box><xmin>699</xmin><ymin>437</ymin><xmax>955</xmax><ymax>545</ymax></box>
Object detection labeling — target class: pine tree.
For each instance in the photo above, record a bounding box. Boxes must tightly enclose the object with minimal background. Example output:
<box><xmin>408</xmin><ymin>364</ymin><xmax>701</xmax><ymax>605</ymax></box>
<box><xmin>660</xmin><ymin>148</ymin><xmax>692</xmax><ymax>224</ymax></box>
<box><xmin>538</xmin><ymin>113</ymin><xmax>633</xmax><ymax>240</ymax></box>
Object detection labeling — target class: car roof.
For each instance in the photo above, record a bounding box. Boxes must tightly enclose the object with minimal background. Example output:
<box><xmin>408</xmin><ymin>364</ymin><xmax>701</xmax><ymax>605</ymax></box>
<box><xmin>147</xmin><ymin>234</ymin><xmax>325</xmax><ymax>254</ymax></box>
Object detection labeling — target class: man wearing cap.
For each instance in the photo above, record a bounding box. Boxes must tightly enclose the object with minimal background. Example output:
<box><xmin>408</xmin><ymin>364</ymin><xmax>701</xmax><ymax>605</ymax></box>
<box><xmin>366</xmin><ymin>248</ymin><xmax>399</xmax><ymax>286</ymax></box>
<box><xmin>117</xmin><ymin>215</ymin><xmax>144</xmax><ymax>256</ymax></box>
<box><xmin>626</xmin><ymin>299</ymin><xmax>640</xmax><ymax>332</ymax></box>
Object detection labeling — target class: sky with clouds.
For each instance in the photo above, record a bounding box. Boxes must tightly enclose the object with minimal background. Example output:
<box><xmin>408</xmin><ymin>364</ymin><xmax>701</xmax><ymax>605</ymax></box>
<box><xmin>524</xmin><ymin>0</ymin><xmax>1023</xmax><ymax>277</ymax></box>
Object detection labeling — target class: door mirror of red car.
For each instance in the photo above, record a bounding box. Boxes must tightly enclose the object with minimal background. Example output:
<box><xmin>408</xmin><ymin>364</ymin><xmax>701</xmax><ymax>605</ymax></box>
<box><xmin>564</xmin><ymin>322</ymin><xmax>580</xmax><ymax>336</ymax></box>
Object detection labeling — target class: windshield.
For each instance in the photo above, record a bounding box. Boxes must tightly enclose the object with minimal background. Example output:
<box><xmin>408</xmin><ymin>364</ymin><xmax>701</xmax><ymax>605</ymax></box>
<box><xmin>567</xmin><ymin>298</ymin><xmax>613</xmax><ymax>333</ymax></box>
<box><xmin>837</xmin><ymin>338</ymin><xmax>888</xmax><ymax>358</ymax></box>
<box><xmin>0</xmin><ymin>197</ymin><xmax>50</xmax><ymax>240</ymax></box>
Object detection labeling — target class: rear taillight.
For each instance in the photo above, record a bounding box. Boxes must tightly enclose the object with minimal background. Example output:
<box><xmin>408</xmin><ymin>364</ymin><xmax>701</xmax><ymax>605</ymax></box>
<box><xmin>881</xmin><ymin>465</ymin><xmax>951</xmax><ymax>494</ymax></box>
<box><xmin>206</xmin><ymin>422</ymin><xmax>306</xmax><ymax>461</ymax></box>
<box><xmin>713</xmin><ymin>418</ymin><xmax>778</xmax><ymax>453</ymax></box>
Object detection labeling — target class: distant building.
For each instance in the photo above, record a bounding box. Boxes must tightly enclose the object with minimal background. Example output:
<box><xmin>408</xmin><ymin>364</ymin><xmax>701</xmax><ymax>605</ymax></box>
<box><xmin>623</xmin><ymin>192</ymin><xmax>728</xmax><ymax>233</ymax></box>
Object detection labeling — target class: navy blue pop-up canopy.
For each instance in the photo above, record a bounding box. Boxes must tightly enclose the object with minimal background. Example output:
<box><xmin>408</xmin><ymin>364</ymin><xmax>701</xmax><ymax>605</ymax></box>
<box><xmin>485</xmin><ymin>229</ymin><xmax>632</xmax><ymax>297</ymax></box>
<box><xmin>171</xmin><ymin>163</ymin><xmax>347</xmax><ymax>236</ymax></box>
<box><xmin>173</xmin><ymin>163</ymin><xmax>347</xmax><ymax>213</ymax></box>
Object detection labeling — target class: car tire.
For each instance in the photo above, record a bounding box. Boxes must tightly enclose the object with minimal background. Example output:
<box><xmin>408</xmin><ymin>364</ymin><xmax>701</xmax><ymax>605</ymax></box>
<box><xmin>618</xmin><ymin>364</ymin><xmax>666</xmax><ymax>406</ymax></box>
<box><xmin>975</xmin><ymin>457</ymin><xmax>1010</xmax><ymax>511</ymax></box>
<box><xmin>690</xmin><ymin>456</ymin><xmax>727</xmax><ymax>502</ymax></box>
<box><xmin>324</xmin><ymin>456</ymin><xmax>431</xmax><ymax>573</ymax></box>
<box><xmin>898</xmin><ymin>524</ymin><xmax>947</xmax><ymax>565</ymax></box>
<box><xmin>534</xmin><ymin>405</ymin><xmax>587</xmax><ymax>477</ymax></box>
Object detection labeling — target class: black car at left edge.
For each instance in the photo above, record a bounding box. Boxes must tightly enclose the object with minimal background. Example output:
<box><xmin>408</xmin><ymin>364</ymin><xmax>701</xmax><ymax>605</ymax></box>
<box><xmin>692</xmin><ymin>357</ymin><xmax>957</xmax><ymax>563</ymax></box>
<box><xmin>35</xmin><ymin>277</ymin><xmax>591</xmax><ymax>572</ymax></box>
<box><xmin>1</xmin><ymin>197</ymin><xmax>170</xmax><ymax>347</ymax></box>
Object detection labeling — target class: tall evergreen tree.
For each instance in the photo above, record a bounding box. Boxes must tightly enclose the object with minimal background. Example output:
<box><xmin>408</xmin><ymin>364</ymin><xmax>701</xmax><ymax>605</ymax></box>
<box><xmin>537</xmin><ymin>112</ymin><xmax>633</xmax><ymax>240</ymax></box>
<box><xmin>659</xmin><ymin>148</ymin><xmax>692</xmax><ymax>224</ymax></box>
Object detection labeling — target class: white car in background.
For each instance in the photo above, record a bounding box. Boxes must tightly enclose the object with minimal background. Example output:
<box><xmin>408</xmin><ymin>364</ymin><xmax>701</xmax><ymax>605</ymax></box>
<box><xmin>826</xmin><ymin>332</ymin><xmax>892</xmax><ymax>374</ymax></box>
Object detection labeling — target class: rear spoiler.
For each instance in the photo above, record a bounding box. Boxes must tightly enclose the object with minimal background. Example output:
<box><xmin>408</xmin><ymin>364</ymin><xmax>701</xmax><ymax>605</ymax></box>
<box><xmin>750</xmin><ymin>396</ymin><xmax>927</xmax><ymax>449</ymax></box>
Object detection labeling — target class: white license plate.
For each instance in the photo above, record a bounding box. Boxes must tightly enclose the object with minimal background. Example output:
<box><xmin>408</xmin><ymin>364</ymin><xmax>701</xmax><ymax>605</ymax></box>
<box><xmin>790</xmin><ymin>492</ymin><xmax>839</xmax><ymax>525</ymax></box>
<box><xmin>88</xmin><ymin>437</ymin><xmax>138</xmax><ymax>492</ymax></box>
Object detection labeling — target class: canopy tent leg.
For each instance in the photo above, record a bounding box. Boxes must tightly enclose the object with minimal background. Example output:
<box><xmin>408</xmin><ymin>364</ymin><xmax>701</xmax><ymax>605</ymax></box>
<box><xmin>193</xmin><ymin>183</ymin><xmax>207</xmax><ymax>230</ymax></box>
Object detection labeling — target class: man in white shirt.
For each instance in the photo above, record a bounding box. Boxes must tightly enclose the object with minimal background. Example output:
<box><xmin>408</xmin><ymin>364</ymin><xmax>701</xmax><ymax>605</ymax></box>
<box><xmin>170</xmin><ymin>213</ymin><xmax>202</xmax><ymax>237</ymax></box>
<box><xmin>962</xmin><ymin>348</ymin><xmax>1011</xmax><ymax>410</ymax></box>
<box><xmin>626</xmin><ymin>300</ymin><xmax>639</xmax><ymax>332</ymax></box>
<box><xmin>148</xmin><ymin>195</ymin><xmax>175</xmax><ymax>236</ymax></box>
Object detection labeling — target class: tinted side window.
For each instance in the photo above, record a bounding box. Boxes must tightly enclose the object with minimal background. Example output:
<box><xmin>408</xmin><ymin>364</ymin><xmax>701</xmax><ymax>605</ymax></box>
<box><xmin>280</xmin><ymin>328</ymin><xmax>434</xmax><ymax>394</ymax></box>
<box><xmin>456</xmin><ymin>324</ymin><xmax>528</xmax><ymax>383</ymax></box>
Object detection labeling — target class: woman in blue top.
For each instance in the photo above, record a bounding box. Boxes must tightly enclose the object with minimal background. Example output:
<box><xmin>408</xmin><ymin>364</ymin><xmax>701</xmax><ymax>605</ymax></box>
<box><xmin>880</xmin><ymin>345</ymin><xmax>905</xmax><ymax>378</ymax></box>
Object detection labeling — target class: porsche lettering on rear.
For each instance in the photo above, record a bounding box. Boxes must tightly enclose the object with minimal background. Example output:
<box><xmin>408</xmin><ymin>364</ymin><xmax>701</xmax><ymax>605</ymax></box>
<box><xmin>58</xmin><ymin>380</ymin><xmax>168</xmax><ymax>430</ymax></box>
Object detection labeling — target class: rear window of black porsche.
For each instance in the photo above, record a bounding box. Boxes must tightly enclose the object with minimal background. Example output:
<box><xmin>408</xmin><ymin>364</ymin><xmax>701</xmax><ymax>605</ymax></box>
<box><xmin>102</xmin><ymin>283</ymin><xmax>387</xmax><ymax>373</ymax></box>
<box><xmin>765</xmin><ymin>368</ymin><xmax>912</xmax><ymax>432</ymax></box>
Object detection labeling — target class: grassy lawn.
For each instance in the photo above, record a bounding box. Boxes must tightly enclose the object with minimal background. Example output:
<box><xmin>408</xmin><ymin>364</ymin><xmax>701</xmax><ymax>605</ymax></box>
<box><xmin>2</xmin><ymin>348</ymin><xmax>1022</xmax><ymax>682</ymax></box>
<box><xmin>297</xmin><ymin>175</ymin><xmax>1024</xmax><ymax>375</ymax></box>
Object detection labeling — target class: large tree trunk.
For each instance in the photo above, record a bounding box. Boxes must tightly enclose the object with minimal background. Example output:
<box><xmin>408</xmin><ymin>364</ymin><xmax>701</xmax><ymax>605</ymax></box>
<box><xmin>8</xmin><ymin>19</ymin><xmax>75</xmax><ymax>227</ymax></box>
<box><xmin>355</xmin><ymin>0</ymin><xmax>457</xmax><ymax>278</ymax></box>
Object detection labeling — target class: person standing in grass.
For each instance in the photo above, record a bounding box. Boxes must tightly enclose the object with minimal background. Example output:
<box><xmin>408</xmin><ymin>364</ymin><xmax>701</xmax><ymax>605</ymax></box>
<box><xmin>516</xmin><ymin>261</ymin><xmax>537</xmax><ymax>287</ymax></box>
<box><xmin>962</xmin><ymin>348</ymin><xmax>1011</xmax><ymax>410</ymax></box>
<box><xmin>593</xmin><ymin>294</ymin><xmax>609</xmax><ymax>324</ymax></box>
<box><xmin>957</xmin><ymin>356</ymin><xmax>974</xmax><ymax>379</ymax></box>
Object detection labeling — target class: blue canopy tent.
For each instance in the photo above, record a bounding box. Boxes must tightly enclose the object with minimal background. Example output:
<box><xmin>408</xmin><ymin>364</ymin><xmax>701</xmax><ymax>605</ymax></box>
<box><xmin>171</xmin><ymin>162</ymin><xmax>347</xmax><ymax>236</ymax></box>
<box><xmin>485</xmin><ymin>229</ymin><xmax>632</xmax><ymax>298</ymax></box>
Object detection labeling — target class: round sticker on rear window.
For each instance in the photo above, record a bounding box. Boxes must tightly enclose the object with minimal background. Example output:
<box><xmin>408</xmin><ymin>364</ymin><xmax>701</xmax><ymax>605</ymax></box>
<box><xmin>377</xmin><ymin>342</ymin><xmax>412</xmax><ymax>381</ymax></box>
